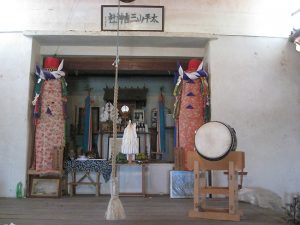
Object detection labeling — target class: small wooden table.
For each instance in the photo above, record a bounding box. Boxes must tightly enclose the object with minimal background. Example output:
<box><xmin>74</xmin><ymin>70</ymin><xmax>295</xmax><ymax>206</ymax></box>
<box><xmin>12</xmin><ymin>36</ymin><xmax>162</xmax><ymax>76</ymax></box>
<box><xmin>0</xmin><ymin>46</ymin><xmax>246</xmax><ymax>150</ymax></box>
<box><xmin>68</xmin><ymin>171</ymin><xmax>101</xmax><ymax>197</ymax></box>
<box><xmin>64</xmin><ymin>159</ymin><xmax>111</xmax><ymax>197</ymax></box>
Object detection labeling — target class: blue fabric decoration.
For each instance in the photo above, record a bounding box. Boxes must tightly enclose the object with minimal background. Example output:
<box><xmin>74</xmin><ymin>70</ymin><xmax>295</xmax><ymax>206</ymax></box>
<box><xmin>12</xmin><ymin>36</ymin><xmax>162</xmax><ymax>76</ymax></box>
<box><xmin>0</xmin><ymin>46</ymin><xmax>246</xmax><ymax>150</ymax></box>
<box><xmin>186</xmin><ymin>104</ymin><xmax>194</xmax><ymax>109</ymax></box>
<box><xmin>159</xmin><ymin>99</ymin><xmax>166</xmax><ymax>153</ymax></box>
<box><xmin>183</xmin><ymin>72</ymin><xmax>190</xmax><ymax>80</ymax></box>
<box><xmin>83</xmin><ymin>95</ymin><xmax>92</xmax><ymax>153</ymax></box>
<box><xmin>196</xmin><ymin>69</ymin><xmax>208</xmax><ymax>77</ymax></box>
<box><xmin>36</xmin><ymin>65</ymin><xmax>56</xmax><ymax>80</ymax></box>
<box><xmin>46</xmin><ymin>107</ymin><xmax>53</xmax><ymax>115</ymax></box>
<box><xmin>187</xmin><ymin>92</ymin><xmax>195</xmax><ymax>96</ymax></box>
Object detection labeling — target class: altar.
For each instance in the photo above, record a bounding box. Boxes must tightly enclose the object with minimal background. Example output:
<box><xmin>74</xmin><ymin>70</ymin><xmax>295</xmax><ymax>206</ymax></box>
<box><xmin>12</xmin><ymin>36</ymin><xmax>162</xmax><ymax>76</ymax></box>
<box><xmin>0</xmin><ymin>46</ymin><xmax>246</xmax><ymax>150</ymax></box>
<box><xmin>65</xmin><ymin>160</ymin><xmax>173</xmax><ymax>196</ymax></box>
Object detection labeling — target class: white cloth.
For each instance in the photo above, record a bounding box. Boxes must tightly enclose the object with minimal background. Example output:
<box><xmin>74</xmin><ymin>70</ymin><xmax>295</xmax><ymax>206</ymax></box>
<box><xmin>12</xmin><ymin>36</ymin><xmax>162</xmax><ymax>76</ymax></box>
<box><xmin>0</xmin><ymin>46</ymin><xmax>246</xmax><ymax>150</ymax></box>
<box><xmin>121</xmin><ymin>121</ymin><xmax>139</xmax><ymax>154</ymax></box>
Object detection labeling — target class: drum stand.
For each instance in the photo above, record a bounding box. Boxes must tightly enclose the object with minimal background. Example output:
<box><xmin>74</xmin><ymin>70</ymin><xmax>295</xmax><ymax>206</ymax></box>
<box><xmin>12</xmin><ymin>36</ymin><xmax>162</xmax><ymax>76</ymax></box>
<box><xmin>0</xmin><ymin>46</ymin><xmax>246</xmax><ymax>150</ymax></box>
<box><xmin>188</xmin><ymin>151</ymin><xmax>245</xmax><ymax>221</ymax></box>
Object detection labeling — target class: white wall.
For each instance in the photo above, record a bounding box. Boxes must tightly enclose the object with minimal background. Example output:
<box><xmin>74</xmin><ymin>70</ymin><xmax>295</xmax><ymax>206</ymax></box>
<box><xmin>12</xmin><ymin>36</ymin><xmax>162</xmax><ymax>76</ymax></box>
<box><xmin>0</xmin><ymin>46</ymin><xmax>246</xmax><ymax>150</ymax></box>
<box><xmin>208</xmin><ymin>36</ymin><xmax>300</xmax><ymax>202</ymax></box>
<box><xmin>26</xmin><ymin>38</ymin><xmax>41</xmax><ymax>183</ymax></box>
<box><xmin>0</xmin><ymin>34</ymin><xmax>38</xmax><ymax>197</ymax></box>
<box><xmin>0</xmin><ymin>0</ymin><xmax>296</xmax><ymax>37</ymax></box>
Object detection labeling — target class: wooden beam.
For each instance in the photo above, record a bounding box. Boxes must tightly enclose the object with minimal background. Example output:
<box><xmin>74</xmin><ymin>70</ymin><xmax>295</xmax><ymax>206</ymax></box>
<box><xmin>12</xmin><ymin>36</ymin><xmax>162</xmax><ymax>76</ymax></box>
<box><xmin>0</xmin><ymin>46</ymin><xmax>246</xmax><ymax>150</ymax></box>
<box><xmin>62</xmin><ymin>57</ymin><xmax>193</xmax><ymax>75</ymax></box>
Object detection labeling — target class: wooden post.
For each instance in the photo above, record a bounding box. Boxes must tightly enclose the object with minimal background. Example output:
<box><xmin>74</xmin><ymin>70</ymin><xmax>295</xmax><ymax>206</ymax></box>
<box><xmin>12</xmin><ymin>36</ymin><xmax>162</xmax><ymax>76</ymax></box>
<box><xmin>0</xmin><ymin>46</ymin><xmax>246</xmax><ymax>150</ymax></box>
<box><xmin>69</xmin><ymin>171</ymin><xmax>76</xmax><ymax>197</ymax></box>
<box><xmin>228</xmin><ymin>161</ymin><xmax>238</xmax><ymax>215</ymax></box>
<box><xmin>174</xmin><ymin>148</ymin><xmax>179</xmax><ymax>170</ymax></box>
<box><xmin>179</xmin><ymin>148</ymin><xmax>184</xmax><ymax>170</ymax></box>
<box><xmin>193</xmin><ymin>161</ymin><xmax>199</xmax><ymax>211</ymax></box>
<box><xmin>142</xmin><ymin>164</ymin><xmax>146</xmax><ymax>197</ymax></box>
<box><xmin>96</xmin><ymin>172</ymin><xmax>100</xmax><ymax>197</ymax></box>
<box><xmin>199</xmin><ymin>169</ymin><xmax>206</xmax><ymax>209</ymax></box>
<box><xmin>128</xmin><ymin>154</ymin><xmax>133</xmax><ymax>164</ymax></box>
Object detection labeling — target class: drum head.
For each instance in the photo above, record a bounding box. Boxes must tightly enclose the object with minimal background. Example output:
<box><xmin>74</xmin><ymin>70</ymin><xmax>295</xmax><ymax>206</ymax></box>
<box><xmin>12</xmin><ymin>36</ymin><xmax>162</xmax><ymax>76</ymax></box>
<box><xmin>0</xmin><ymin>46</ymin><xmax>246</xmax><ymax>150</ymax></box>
<box><xmin>195</xmin><ymin>121</ymin><xmax>236</xmax><ymax>160</ymax></box>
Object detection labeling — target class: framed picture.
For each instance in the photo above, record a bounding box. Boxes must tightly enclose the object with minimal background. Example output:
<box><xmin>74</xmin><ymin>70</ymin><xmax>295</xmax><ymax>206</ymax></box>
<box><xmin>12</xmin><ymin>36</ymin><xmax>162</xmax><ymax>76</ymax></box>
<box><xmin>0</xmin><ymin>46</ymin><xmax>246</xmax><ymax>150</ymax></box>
<box><xmin>133</xmin><ymin>109</ymin><xmax>144</xmax><ymax>122</ymax></box>
<box><xmin>101</xmin><ymin>5</ymin><xmax>164</xmax><ymax>31</ymax></box>
<box><xmin>29</xmin><ymin>176</ymin><xmax>61</xmax><ymax>198</ymax></box>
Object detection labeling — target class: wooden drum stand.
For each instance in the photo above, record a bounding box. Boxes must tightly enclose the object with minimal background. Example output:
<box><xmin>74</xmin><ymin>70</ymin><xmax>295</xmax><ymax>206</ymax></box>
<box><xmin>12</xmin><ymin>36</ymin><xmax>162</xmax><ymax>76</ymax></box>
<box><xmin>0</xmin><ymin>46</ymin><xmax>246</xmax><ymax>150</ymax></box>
<box><xmin>188</xmin><ymin>151</ymin><xmax>246</xmax><ymax>221</ymax></box>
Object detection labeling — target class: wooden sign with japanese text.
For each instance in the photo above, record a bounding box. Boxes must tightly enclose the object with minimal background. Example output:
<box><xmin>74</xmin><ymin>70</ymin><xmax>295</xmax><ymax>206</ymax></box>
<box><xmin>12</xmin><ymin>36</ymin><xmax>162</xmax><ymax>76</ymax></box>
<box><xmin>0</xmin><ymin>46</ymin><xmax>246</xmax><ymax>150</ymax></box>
<box><xmin>101</xmin><ymin>5</ymin><xmax>164</xmax><ymax>31</ymax></box>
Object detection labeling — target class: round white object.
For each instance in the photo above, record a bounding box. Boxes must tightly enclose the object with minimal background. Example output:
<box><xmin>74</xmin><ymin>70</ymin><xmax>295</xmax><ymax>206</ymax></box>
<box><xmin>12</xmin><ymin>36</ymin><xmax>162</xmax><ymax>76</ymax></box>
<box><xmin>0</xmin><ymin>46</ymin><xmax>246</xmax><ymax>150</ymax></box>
<box><xmin>195</xmin><ymin>121</ymin><xmax>236</xmax><ymax>160</ymax></box>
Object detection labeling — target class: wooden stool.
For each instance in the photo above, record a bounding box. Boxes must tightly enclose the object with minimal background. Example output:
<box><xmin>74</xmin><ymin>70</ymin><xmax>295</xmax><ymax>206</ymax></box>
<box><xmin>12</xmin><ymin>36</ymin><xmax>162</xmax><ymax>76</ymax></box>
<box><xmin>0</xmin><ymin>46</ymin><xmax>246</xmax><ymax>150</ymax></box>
<box><xmin>188</xmin><ymin>151</ymin><xmax>245</xmax><ymax>221</ymax></box>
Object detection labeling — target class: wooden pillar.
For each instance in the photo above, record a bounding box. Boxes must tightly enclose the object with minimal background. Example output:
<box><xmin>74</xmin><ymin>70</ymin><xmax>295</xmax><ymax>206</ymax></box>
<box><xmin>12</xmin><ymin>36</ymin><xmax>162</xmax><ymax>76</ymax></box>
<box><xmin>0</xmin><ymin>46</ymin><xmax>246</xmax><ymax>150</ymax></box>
<box><xmin>69</xmin><ymin>171</ymin><xmax>76</xmax><ymax>197</ymax></box>
<box><xmin>96</xmin><ymin>172</ymin><xmax>100</xmax><ymax>197</ymax></box>
<box><xmin>228</xmin><ymin>161</ymin><xmax>238</xmax><ymax>215</ymax></box>
<box><xmin>199</xmin><ymin>169</ymin><xmax>206</xmax><ymax>209</ymax></box>
<box><xmin>193</xmin><ymin>161</ymin><xmax>199</xmax><ymax>211</ymax></box>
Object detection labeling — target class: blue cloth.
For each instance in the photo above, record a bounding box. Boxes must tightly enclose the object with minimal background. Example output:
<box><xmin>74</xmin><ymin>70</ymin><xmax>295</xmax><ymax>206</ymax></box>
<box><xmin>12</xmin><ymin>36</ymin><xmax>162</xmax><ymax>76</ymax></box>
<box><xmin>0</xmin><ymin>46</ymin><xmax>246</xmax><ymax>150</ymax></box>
<box><xmin>82</xmin><ymin>95</ymin><xmax>91</xmax><ymax>153</ymax></box>
<box><xmin>64</xmin><ymin>160</ymin><xmax>112</xmax><ymax>182</ymax></box>
<box><xmin>159</xmin><ymin>100</ymin><xmax>166</xmax><ymax>153</ymax></box>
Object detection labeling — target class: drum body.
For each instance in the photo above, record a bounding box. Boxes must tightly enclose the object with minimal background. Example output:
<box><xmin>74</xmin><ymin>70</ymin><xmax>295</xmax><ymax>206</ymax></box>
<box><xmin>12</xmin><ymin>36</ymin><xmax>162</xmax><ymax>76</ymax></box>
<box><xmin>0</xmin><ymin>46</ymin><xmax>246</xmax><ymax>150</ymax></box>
<box><xmin>195</xmin><ymin>121</ymin><xmax>237</xmax><ymax>160</ymax></box>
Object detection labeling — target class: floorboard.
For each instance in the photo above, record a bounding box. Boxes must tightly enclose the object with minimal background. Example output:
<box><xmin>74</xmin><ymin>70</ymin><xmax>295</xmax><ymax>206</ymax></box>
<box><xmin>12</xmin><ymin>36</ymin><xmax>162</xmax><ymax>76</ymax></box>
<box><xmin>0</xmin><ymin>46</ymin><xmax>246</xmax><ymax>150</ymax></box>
<box><xmin>0</xmin><ymin>196</ymin><xmax>286</xmax><ymax>225</ymax></box>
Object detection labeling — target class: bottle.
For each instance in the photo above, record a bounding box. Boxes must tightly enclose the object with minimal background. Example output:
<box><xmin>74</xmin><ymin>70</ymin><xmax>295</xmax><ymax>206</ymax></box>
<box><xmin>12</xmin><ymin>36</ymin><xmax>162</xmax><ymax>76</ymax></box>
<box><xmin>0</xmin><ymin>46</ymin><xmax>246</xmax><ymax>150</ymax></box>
<box><xmin>16</xmin><ymin>182</ymin><xmax>23</xmax><ymax>198</ymax></box>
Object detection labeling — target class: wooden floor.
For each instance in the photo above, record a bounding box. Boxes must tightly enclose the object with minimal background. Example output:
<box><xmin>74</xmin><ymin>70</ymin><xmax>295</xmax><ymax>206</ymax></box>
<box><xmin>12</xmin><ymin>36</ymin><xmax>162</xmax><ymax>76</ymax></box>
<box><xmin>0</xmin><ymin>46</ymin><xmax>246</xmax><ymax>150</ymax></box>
<box><xmin>0</xmin><ymin>196</ymin><xmax>286</xmax><ymax>225</ymax></box>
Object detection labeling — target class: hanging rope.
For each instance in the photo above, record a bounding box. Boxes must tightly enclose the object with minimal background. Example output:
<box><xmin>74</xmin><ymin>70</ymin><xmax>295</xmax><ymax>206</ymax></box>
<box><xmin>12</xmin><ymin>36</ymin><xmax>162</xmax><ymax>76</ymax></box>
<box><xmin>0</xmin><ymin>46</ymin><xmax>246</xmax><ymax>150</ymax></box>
<box><xmin>111</xmin><ymin>0</ymin><xmax>121</xmax><ymax>179</ymax></box>
<box><xmin>105</xmin><ymin>0</ymin><xmax>126</xmax><ymax>220</ymax></box>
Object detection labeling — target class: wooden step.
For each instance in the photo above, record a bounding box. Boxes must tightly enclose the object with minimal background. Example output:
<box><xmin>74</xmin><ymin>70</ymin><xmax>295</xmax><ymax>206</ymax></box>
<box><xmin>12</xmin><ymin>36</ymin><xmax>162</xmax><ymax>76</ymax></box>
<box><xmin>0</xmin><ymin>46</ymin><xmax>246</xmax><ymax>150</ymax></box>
<box><xmin>200</xmin><ymin>187</ymin><xmax>229</xmax><ymax>195</ymax></box>
<box><xmin>189</xmin><ymin>209</ymin><xmax>241</xmax><ymax>221</ymax></box>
